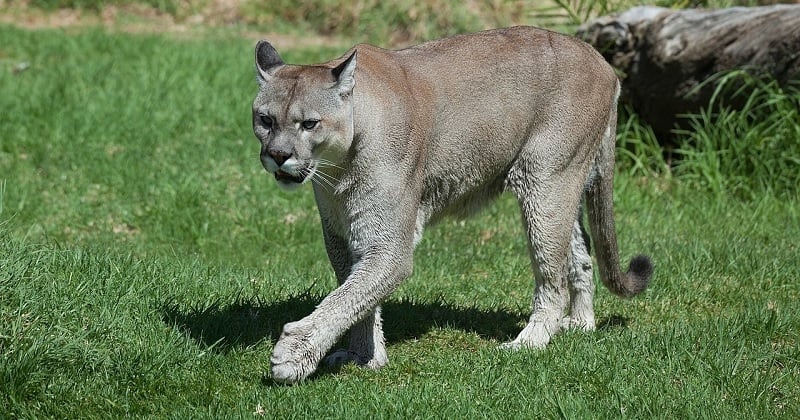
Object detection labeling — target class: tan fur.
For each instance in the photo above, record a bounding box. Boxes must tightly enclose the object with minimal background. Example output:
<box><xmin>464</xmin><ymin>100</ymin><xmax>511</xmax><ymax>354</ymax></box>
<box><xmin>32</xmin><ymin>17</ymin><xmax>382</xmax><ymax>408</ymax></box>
<box><xmin>251</xmin><ymin>26</ymin><xmax>652</xmax><ymax>384</ymax></box>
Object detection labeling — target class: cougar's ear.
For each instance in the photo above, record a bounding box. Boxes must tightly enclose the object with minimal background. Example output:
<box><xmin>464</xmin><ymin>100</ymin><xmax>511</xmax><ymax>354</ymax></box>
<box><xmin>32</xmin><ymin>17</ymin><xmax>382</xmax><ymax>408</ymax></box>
<box><xmin>255</xmin><ymin>40</ymin><xmax>284</xmax><ymax>84</ymax></box>
<box><xmin>332</xmin><ymin>50</ymin><xmax>357</xmax><ymax>95</ymax></box>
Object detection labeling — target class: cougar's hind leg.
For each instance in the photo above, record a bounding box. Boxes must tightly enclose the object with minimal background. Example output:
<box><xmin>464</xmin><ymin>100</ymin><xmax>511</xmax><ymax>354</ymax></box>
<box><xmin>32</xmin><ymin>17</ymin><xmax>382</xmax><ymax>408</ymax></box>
<box><xmin>503</xmin><ymin>165</ymin><xmax>586</xmax><ymax>349</ymax></box>
<box><xmin>351</xmin><ymin>307</ymin><xmax>388</xmax><ymax>368</ymax></box>
<box><xmin>324</xmin><ymin>307</ymin><xmax>388</xmax><ymax>369</ymax></box>
<box><xmin>563</xmin><ymin>217</ymin><xmax>596</xmax><ymax>331</ymax></box>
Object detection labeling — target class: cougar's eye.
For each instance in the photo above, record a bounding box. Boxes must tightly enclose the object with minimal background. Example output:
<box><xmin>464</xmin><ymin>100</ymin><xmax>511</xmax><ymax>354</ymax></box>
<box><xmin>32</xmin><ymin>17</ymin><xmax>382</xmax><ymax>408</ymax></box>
<box><xmin>259</xmin><ymin>114</ymin><xmax>273</xmax><ymax>130</ymax></box>
<box><xmin>301</xmin><ymin>120</ymin><xmax>319</xmax><ymax>130</ymax></box>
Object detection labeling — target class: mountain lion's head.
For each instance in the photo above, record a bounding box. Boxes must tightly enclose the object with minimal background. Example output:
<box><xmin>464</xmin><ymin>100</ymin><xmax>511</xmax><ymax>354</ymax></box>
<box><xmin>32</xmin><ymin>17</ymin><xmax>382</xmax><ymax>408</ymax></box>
<box><xmin>252</xmin><ymin>41</ymin><xmax>357</xmax><ymax>190</ymax></box>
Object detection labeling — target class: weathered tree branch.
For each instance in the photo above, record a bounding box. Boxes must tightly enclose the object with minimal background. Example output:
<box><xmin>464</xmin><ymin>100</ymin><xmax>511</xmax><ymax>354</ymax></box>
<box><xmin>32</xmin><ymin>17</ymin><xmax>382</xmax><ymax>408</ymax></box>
<box><xmin>578</xmin><ymin>5</ymin><xmax>800</xmax><ymax>144</ymax></box>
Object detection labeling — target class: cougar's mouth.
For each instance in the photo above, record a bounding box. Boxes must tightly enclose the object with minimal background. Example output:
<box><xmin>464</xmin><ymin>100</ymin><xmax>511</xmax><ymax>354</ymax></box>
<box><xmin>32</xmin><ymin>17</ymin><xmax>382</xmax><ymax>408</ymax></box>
<box><xmin>274</xmin><ymin>169</ymin><xmax>306</xmax><ymax>184</ymax></box>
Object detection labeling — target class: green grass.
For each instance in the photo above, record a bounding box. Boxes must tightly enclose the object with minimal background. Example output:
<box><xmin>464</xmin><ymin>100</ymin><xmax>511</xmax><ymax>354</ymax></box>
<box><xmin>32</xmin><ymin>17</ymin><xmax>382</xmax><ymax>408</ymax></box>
<box><xmin>674</xmin><ymin>72</ymin><xmax>800</xmax><ymax>200</ymax></box>
<box><xmin>1</xmin><ymin>25</ymin><xmax>799</xmax><ymax>418</ymax></box>
<box><xmin>27</xmin><ymin>0</ymin><xmax>185</xmax><ymax>15</ymax></box>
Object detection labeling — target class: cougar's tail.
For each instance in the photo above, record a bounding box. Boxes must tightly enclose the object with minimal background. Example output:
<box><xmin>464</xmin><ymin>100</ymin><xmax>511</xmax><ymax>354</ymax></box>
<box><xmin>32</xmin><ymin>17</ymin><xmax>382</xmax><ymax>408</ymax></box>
<box><xmin>586</xmin><ymin>81</ymin><xmax>653</xmax><ymax>298</ymax></box>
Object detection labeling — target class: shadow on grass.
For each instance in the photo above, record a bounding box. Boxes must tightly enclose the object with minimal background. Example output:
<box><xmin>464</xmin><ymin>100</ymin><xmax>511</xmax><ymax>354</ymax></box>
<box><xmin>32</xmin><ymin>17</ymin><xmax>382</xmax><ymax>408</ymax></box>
<box><xmin>597</xmin><ymin>314</ymin><xmax>631</xmax><ymax>330</ymax></box>
<box><xmin>161</xmin><ymin>292</ymin><xmax>634</xmax><ymax>362</ymax></box>
<box><xmin>161</xmin><ymin>292</ymin><xmax>528</xmax><ymax>353</ymax></box>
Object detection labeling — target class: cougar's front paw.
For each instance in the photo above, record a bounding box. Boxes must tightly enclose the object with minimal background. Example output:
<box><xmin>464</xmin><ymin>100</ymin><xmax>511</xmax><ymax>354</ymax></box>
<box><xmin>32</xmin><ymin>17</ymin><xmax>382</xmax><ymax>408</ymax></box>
<box><xmin>323</xmin><ymin>349</ymin><xmax>388</xmax><ymax>370</ymax></box>
<box><xmin>270</xmin><ymin>321</ymin><xmax>322</xmax><ymax>384</ymax></box>
<box><xmin>324</xmin><ymin>350</ymin><xmax>362</xmax><ymax>367</ymax></box>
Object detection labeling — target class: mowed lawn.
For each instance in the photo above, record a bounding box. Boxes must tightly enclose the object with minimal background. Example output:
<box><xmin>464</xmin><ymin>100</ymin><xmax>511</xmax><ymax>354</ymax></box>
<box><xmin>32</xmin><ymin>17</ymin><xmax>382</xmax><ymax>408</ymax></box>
<box><xmin>1</xmin><ymin>26</ymin><xmax>798</xmax><ymax>418</ymax></box>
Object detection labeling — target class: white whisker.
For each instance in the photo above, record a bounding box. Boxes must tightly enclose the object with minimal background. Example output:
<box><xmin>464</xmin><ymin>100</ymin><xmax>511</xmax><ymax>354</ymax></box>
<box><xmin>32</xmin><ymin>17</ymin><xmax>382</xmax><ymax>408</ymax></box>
<box><xmin>316</xmin><ymin>159</ymin><xmax>345</xmax><ymax>171</ymax></box>
<box><xmin>314</xmin><ymin>169</ymin><xmax>340</xmax><ymax>189</ymax></box>
<box><xmin>299</xmin><ymin>163</ymin><xmax>336</xmax><ymax>193</ymax></box>
<box><xmin>314</xmin><ymin>177</ymin><xmax>336</xmax><ymax>192</ymax></box>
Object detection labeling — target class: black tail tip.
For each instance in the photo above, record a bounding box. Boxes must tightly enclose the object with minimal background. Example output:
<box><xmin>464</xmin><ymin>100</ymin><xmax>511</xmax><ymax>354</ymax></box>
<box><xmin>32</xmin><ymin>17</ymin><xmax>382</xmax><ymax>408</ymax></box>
<box><xmin>625</xmin><ymin>254</ymin><xmax>653</xmax><ymax>296</ymax></box>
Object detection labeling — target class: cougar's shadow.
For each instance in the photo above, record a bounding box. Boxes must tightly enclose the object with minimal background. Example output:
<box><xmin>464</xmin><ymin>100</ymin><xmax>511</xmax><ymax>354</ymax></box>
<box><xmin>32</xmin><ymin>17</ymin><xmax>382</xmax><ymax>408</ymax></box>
<box><xmin>161</xmin><ymin>292</ymin><xmax>527</xmax><ymax>352</ymax></box>
<box><xmin>162</xmin><ymin>292</ymin><xmax>632</xmax><ymax>354</ymax></box>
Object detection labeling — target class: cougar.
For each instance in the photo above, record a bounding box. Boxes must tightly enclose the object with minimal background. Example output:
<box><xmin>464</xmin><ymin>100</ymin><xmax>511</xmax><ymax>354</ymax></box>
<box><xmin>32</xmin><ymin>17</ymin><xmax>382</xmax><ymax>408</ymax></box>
<box><xmin>251</xmin><ymin>26</ymin><xmax>653</xmax><ymax>384</ymax></box>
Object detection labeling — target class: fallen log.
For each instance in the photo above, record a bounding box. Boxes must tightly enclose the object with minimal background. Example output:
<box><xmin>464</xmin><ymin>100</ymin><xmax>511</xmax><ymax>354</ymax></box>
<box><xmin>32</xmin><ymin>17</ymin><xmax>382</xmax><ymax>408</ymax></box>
<box><xmin>577</xmin><ymin>5</ymin><xmax>800</xmax><ymax>145</ymax></box>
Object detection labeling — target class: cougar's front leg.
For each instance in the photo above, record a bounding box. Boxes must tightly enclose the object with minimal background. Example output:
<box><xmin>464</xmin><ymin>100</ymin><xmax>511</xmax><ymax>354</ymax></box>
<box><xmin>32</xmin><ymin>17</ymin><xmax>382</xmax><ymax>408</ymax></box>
<box><xmin>321</xmin><ymin>227</ymin><xmax>388</xmax><ymax>370</ymax></box>
<box><xmin>270</xmin><ymin>206</ymin><xmax>416</xmax><ymax>384</ymax></box>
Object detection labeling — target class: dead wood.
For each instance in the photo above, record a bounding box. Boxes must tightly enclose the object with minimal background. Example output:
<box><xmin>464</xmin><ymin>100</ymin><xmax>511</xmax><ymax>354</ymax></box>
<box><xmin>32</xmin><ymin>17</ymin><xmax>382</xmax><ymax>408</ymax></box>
<box><xmin>578</xmin><ymin>5</ymin><xmax>800</xmax><ymax>144</ymax></box>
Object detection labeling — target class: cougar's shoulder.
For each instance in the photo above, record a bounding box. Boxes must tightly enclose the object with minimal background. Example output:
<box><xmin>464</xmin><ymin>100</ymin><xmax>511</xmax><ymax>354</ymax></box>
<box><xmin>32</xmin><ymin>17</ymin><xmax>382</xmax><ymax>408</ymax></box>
<box><xmin>333</xmin><ymin>44</ymin><xmax>435</xmax><ymax>160</ymax></box>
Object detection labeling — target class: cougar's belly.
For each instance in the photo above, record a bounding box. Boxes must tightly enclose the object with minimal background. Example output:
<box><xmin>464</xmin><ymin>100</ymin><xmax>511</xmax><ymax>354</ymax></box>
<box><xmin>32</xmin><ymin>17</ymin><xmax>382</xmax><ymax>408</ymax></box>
<box><xmin>419</xmin><ymin>166</ymin><xmax>509</xmax><ymax>226</ymax></box>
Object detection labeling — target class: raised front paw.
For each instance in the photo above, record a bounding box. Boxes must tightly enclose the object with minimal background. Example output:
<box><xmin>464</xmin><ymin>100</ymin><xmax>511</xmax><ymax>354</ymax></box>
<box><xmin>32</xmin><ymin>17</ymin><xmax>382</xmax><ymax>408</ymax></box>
<box><xmin>270</xmin><ymin>321</ymin><xmax>323</xmax><ymax>384</ymax></box>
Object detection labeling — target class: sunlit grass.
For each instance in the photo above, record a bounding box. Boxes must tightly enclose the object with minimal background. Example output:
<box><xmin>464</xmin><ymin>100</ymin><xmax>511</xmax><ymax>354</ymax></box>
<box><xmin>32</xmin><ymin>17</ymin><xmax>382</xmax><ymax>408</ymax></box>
<box><xmin>674</xmin><ymin>72</ymin><xmax>800</xmax><ymax>199</ymax></box>
<box><xmin>1</xmin><ymin>25</ymin><xmax>798</xmax><ymax>418</ymax></box>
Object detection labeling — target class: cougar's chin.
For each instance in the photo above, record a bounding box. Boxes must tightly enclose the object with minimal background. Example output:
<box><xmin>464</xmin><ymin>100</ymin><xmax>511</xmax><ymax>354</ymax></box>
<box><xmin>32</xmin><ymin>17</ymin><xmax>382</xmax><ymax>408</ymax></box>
<box><xmin>273</xmin><ymin>162</ymin><xmax>315</xmax><ymax>190</ymax></box>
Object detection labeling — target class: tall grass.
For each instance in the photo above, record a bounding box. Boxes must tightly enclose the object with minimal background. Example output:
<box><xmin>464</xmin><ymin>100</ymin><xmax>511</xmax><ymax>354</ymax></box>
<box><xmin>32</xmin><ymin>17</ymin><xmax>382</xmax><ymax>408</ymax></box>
<box><xmin>241</xmin><ymin>0</ymin><xmax>526</xmax><ymax>45</ymax></box>
<box><xmin>616</xmin><ymin>106</ymin><xmax>671</xmax><ymax>178</ymax></box>
<box><xmin>673</xmin><ymin>72</ymin><xmax>800</xmax><ymax>199</ymax></box>
<box><xmin>28</xmin><ymin>0</ymin><xmax>184</xmax><ymax>15</ymax></box>
<box><xmin>614</xmin><ymin>71</ymin><xmax>800</xmax><ymax>200</ymax></box>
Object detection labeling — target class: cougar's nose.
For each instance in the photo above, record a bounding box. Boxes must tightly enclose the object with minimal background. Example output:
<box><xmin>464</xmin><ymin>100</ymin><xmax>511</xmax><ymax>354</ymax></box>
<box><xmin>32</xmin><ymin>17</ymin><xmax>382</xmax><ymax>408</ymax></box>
<box><xmin>269</xmin><ymin>150</ymin><xmax>291</xmax><ymax>167</ymax></box>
